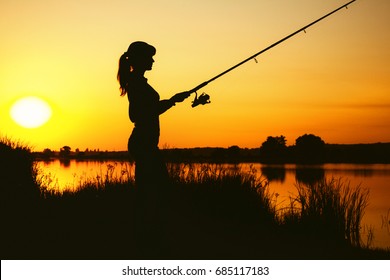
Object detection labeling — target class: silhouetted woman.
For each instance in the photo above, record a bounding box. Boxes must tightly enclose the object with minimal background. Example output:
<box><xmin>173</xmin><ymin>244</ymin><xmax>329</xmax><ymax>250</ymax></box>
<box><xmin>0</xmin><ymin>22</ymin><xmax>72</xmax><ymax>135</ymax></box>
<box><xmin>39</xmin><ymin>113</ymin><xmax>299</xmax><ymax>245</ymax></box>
<box><xmin>117</xmin><ymin>41</ymin><xmax>190</xmax><ymax>256</ymax></box>
<box><xmin>117</xmin><ymin>41</ymin><xmax>190</xmax><ymax>190</ymax></box>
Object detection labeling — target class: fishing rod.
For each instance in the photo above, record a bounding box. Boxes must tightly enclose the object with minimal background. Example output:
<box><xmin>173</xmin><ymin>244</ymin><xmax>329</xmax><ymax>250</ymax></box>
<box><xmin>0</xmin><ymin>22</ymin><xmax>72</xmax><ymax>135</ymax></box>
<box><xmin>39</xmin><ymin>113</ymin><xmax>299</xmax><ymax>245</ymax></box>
<box><xmin>190</xmin><ymin>0</ymin><xmax>357</xmax><ymax>107</ymax></box>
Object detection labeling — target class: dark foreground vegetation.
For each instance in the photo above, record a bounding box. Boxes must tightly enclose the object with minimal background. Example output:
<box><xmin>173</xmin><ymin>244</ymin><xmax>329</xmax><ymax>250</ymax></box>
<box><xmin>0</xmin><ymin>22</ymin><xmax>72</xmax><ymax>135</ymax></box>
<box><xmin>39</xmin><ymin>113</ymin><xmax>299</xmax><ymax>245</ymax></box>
<box><xmin>1</xmin><ymin>138</ymin><xmax>390</xmax><ymax>259</ymax></box>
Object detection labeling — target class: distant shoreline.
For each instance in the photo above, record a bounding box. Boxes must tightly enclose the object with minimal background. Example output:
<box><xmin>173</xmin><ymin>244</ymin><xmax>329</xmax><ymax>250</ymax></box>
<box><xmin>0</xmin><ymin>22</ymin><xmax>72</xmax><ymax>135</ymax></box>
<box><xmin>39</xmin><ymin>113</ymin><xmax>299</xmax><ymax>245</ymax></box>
<box><xmin>33</xmin><ymin>142</ymin><xmax>390</xmax><ymax>164</ymax></box>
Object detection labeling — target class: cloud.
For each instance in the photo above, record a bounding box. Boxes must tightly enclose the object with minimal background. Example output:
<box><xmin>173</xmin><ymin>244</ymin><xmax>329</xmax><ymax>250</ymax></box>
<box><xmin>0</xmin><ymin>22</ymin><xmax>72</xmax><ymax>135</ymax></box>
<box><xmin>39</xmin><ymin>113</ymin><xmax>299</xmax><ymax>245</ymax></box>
<box><xmin>340</xmin><ymin>103</ymin><xmax>390</xmax><ymax>109</ymax></box>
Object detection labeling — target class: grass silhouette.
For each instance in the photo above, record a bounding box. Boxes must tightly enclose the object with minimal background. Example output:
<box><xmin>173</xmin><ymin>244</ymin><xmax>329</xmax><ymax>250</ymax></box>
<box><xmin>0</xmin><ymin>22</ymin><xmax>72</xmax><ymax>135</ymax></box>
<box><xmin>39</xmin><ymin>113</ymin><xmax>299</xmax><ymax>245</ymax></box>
<box><xmin>1</xmin><ymin>138</ymin><xmax>389</xmax><ymax>259</ymax></box>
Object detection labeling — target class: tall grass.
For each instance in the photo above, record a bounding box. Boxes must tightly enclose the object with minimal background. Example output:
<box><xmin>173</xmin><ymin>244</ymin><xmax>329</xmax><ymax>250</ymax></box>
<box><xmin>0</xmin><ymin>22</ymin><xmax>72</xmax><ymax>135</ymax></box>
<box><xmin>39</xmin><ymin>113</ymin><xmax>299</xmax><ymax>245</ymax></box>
<box><xmin>280</xmin><ymin>178</ymin><xmax>370</xmax><ymax>247</ymax></box>
<box><xmin>167</xmin><ymin>163</ymin><xmax>277</xmax><ymax>223</ymax></box>
<box><xmin>0</xmin><ymin>136</ymin><xmax>40</xmax><ymax>205</ymax></box>
<box><xmin>38</xmin><ymin>161</ymin><xmax>136</xmax><ymax>195</ymax></box>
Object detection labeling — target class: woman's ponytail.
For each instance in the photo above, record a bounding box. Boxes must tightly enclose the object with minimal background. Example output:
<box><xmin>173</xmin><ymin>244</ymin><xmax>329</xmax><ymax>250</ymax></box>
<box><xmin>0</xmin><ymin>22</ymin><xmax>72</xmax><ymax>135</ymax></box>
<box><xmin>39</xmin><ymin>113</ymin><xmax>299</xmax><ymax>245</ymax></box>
<box><xmin>117</xmin><ymin>52</ymin><xmax>130</xmax><ymax>96</ymax></box>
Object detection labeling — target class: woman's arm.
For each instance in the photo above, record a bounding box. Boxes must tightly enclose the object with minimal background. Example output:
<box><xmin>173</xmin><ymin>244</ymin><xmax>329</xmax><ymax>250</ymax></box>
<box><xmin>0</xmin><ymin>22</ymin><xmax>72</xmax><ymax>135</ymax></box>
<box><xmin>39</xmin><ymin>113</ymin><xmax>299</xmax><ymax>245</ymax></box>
<box><xmin>158</xmin><ymin>91</ymin><xmax>191</xmax><ymax>115</ymax></box>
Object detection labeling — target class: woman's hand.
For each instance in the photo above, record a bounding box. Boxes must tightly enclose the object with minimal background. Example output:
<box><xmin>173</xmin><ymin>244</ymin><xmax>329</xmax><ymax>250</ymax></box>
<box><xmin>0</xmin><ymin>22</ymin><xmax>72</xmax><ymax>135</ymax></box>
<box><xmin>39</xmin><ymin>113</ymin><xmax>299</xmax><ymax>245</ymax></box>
<box><xmin>170</xmin><ymin>91</ymin><xmax>191</xmax><ymax>103</ymax></box>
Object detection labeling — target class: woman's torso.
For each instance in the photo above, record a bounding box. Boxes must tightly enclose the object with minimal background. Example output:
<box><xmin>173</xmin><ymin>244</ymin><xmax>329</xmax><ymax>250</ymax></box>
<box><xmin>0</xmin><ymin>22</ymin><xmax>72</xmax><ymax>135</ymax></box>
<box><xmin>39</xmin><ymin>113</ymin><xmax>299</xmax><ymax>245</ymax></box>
<box><xmin>127</xmin><ymin>76</ymin><xmax>160</xmax><ymax>148</ymax></box>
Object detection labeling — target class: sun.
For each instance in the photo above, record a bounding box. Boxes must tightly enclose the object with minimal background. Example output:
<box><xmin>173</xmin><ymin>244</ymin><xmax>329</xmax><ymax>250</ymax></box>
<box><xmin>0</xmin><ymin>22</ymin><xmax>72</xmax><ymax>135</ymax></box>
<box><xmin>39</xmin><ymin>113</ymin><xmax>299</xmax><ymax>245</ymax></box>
<box><xmin>10</xmin><ymin>96</ymin><xmax>52</xmax><ymax>128</ymax></box>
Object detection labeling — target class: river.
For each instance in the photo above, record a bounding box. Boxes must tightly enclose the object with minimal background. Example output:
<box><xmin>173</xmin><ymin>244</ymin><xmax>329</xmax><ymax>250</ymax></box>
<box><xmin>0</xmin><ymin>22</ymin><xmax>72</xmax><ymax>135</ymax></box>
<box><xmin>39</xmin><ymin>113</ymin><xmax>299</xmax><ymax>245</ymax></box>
<box><xmin>36</xmin><ymin>160</ymin><xmax>390</xmax><ymax>249</ymax></box>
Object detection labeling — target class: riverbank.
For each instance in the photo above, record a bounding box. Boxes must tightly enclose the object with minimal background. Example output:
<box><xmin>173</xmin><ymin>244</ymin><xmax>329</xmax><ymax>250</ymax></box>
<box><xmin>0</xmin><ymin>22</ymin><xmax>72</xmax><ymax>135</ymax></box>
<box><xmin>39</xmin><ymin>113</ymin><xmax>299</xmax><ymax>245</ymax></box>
<box><xmin>1</xmin><ymin>138</ymin><xmax>389</xmax><ymax>259</ymax></box>
<box><xmin>3</xmin><ymin>165</ymin><xmax>390</xmax><ymax>259</ymax></box>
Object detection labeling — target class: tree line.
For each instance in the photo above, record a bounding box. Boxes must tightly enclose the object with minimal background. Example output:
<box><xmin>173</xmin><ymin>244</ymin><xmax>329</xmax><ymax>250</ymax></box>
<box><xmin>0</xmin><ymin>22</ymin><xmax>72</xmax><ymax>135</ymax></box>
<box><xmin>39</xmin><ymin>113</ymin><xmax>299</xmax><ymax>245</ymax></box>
<box><xmin>34</xmin><ymin>133</ymin><xmax>390</xmax><ymax>164</ymax></box>
<box><xmin>163</xmin><ymin>134</ymin><xmax>390</xmax><ymax>163</ymax></box>
<box><xmin>258</xmin><ymin>134</ymin><xmax>390</xmax><ymax>163</ymax></box>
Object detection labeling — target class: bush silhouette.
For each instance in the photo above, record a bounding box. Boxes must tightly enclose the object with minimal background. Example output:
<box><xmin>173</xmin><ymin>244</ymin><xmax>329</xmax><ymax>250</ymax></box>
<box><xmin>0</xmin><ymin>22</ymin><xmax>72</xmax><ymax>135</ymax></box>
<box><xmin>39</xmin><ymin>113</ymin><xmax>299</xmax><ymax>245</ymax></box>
<box><xmin>295</xmin><ymin>134</ymin><xmax>325</xmax><ymax>163</ymax></box>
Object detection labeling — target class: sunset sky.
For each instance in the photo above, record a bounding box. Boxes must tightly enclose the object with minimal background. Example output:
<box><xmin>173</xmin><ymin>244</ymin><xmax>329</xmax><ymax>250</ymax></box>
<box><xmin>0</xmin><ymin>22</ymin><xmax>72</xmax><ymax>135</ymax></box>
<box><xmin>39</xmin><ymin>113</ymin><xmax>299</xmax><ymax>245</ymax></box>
<box><xmin>1</xmin><ymin>0</ymin><xmax>389</xmax><ymax>151</ymax></box>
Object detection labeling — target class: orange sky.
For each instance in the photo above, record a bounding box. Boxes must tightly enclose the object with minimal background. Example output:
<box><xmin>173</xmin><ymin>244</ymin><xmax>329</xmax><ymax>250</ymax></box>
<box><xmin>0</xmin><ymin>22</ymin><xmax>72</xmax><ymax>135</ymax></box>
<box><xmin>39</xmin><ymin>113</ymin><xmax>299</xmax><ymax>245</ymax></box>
<box><xmin>1</xmin><ymin>0</ymin><xmax>389</xmax><ymax>151</ymax></box>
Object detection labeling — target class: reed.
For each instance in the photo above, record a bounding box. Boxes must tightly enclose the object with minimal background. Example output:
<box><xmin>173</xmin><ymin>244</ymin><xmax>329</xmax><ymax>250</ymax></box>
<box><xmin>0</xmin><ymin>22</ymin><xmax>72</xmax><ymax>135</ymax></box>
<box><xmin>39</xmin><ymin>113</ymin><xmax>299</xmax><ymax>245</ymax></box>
<box><xmin>0</xmin><ymin>136</ymin><xmax>40</xmax><ymax>204</ymax></box>
<box><xmin>281</xmin><ymin>178</ymin><xmax>370</xmax><ymax>247</ymax></box>
<box><xmin>167</xmin><ymin>163</ymin><xmax>278</xmax><ymax>226</ymax></box>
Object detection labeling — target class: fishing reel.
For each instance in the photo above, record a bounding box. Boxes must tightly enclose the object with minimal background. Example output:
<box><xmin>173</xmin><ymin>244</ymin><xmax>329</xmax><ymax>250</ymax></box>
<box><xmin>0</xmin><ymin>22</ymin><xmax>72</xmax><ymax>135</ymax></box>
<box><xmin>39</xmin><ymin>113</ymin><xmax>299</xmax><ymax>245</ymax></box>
<box><xmin>191</xmin><ymin>91</ymin><xmax>211</xmax><ymax>108</ymax></box>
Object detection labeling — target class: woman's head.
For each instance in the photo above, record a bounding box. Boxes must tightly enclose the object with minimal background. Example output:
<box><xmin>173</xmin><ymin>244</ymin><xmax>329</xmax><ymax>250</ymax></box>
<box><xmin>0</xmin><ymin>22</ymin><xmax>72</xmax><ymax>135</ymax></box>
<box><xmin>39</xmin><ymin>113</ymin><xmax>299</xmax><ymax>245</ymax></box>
<box><xmin>117</xmin><ymin>41</ymin><xmax>156</xmax><ymax>96</ymax></box>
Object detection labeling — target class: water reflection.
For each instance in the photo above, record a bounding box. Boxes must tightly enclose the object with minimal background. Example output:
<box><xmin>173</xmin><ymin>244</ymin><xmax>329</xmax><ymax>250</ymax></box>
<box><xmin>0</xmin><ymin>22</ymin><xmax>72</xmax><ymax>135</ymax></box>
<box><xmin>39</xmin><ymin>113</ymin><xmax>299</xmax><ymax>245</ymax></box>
<box><xmin>261</xmin><ymin>164</ymin><xmax>326</xmax><ymax>186</ymax></box>
<box><xmin>59</xmin><ymin>158</ymin><xmax>71</xmax><ymax>168</ymax></box>
<box><xmin>261</xmin><ymin>165</ymin><xmax>286</xmax><ymax>183</ymax></box>
<box><xmin>295</xmin><ymin>165</ymin><xmax>325</xmax><ymax>185</ymax></box>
